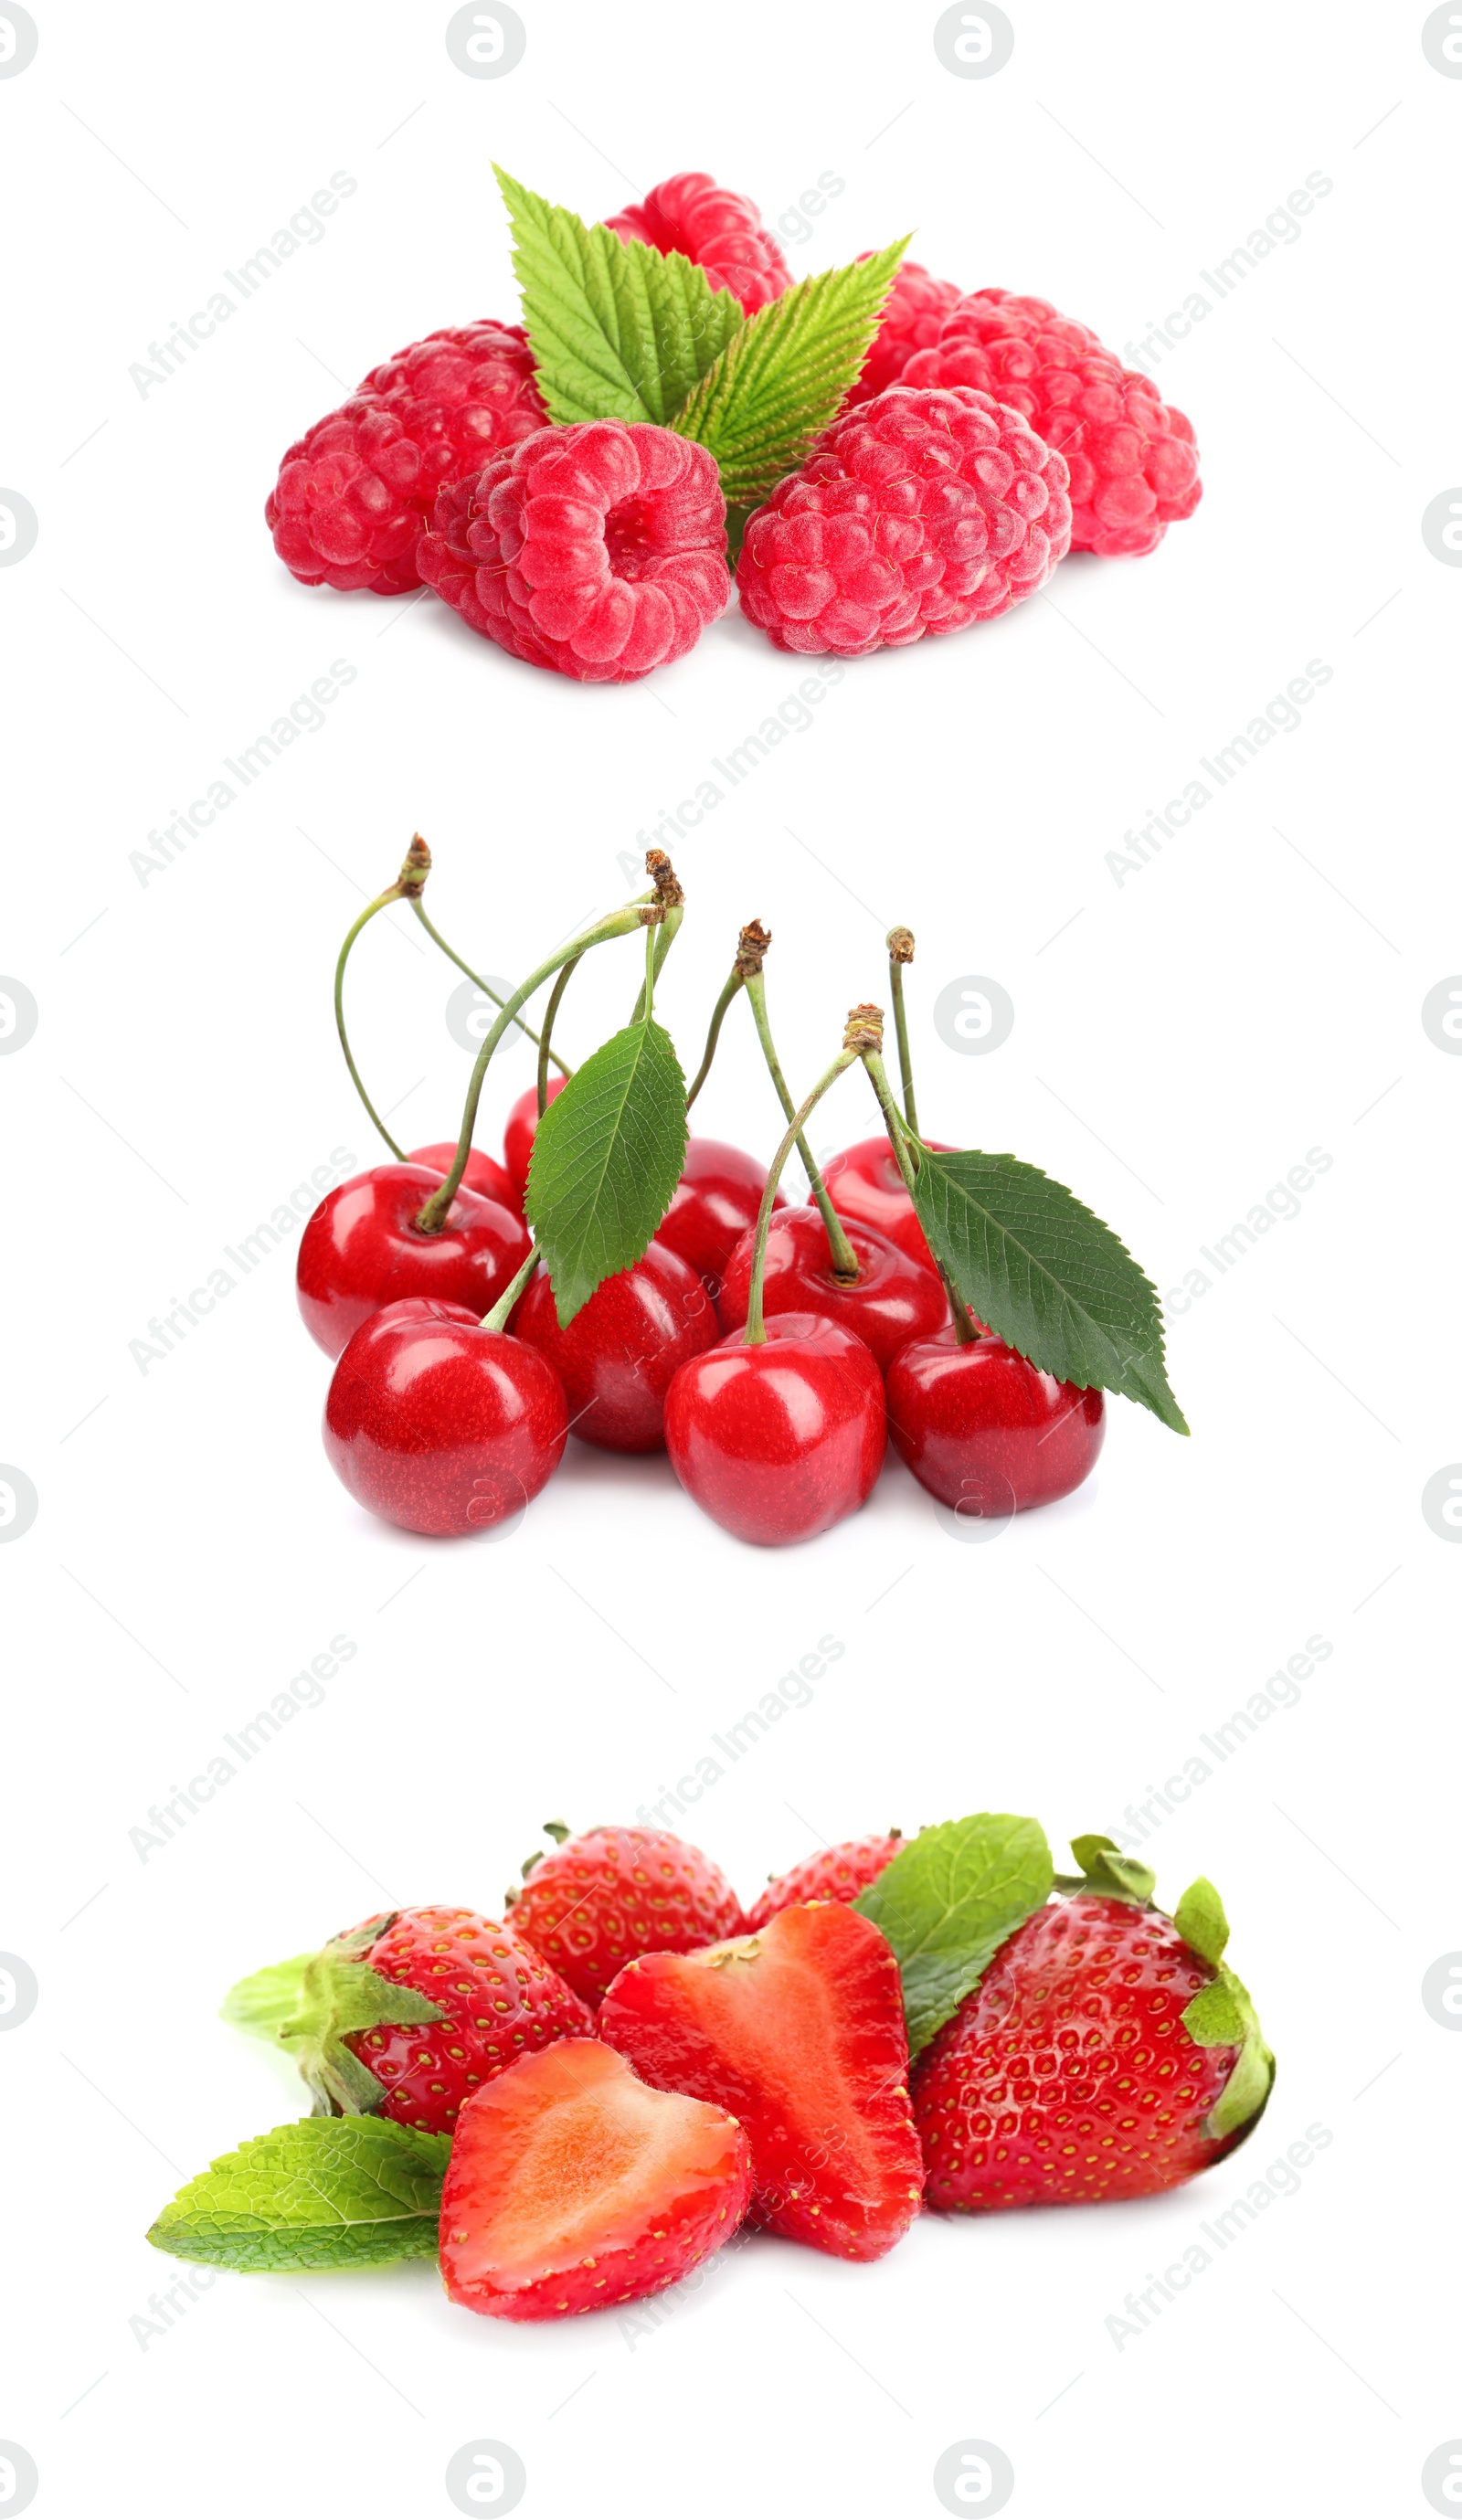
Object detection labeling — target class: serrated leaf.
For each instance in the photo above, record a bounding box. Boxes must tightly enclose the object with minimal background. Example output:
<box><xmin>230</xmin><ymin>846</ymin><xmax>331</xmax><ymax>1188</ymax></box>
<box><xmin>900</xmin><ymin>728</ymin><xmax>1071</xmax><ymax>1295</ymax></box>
<box><xmin>525</xmin><ymin>1017</ymin><xmax>688</xmax><ymax>1325</ymax></box>
<box><xmin>909</xmin><ymin>1147</ymin><xmax>1189</xmax><ymax>1433</ymax></box>
<box><xmin>672</xmin><ymin>238</ymin><xmax>909</xmax><ymax>506</ymax></box>
<box><xmin>1174</xmin><ymin>1877</ymin><xmax>1230</xmax><ymax>1966</ymax></box>
<box><xmin>148</xmin><ymin>2118</ymin><xmax>450</xmax><ymax>2272</ymax></box>
<box><xmin>494</xmin><ymin>164</ymin><xmax>745</xmax><ymax>425</ymax></box>
<box><xmin>854</xmin><ymin>1813</ymin><xmax>1053</xmax><ymax>2055</ymax></box>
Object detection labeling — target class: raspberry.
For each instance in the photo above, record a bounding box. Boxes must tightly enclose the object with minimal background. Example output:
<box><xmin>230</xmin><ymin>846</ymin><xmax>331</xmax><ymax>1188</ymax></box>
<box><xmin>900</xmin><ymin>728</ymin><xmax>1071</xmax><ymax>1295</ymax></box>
<box><xmin>418</xmin><ymin>418</ymin><xmax>730</xmax><ymax>681</ymax></box>
<box><xmin>845</xmin><ymin>258</ymin><xmax>962</xmax><ymax>406</ymax></box>
<box><xmin>904</xmin><ymin>290</ymin><xmax>1201</xmax><ymax>556</ymax></box>
<box><xmin>736</xmin><ymin>384</ymin><xmax>1072</xmax><ymax>657</ymax></box>
<box><xmin>266</xmin><ymin>320</ymin><xmax>546</xmax><ymax>595</ymax></box>
<box><xmin>606</xmin><ymin>171</ymin><xmax>791</xmax><ymax>315</ymax></box>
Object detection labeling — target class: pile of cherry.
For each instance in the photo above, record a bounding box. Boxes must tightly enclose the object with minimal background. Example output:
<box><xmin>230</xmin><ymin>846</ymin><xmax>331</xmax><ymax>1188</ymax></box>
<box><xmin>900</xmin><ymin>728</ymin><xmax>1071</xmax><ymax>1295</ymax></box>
<box><xmin>296</xmin><ymin>851</ymin><xmax>1111</xmax><ymax>1546</ymax></box>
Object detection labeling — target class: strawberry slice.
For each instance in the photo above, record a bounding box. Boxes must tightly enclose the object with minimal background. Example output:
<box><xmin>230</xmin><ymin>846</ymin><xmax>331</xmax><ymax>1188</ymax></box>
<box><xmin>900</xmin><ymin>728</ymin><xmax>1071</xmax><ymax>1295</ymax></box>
<box><xmin>598</xmin><ymin>1902</ymin><xmax>923</xmax><ymax>2261</ymax></box>
<box><xmin>440</xmin><ymin>2039</ymin><xmax>751</xmax><ymax>2320</ymax></box>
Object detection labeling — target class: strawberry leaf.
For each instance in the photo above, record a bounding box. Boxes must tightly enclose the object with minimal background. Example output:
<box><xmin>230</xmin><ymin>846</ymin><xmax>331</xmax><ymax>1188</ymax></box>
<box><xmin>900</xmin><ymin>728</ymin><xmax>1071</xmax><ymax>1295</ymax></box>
<box><xmin>671</xmin><ymin>238</ymin><xmax>908</xmax><ymax>508</ymax></box>
<box><xmin>223</xmin><ymin>1943</ymin><xmax>445</xmax><ymax>2117</ymax></box>
<box><xmin>1173</xmin><ymin>1876</ymin><xmax>1230</xmax><ymax>1966</ymax></box>
<box><xmin>147</xmin><ymin>2117</ymin><xmax>450</xmax><ymax>2271</ymax></box>
<box><xmin>909</xmin><ymin>1147</ymin><xmax>1189</xmax><ymax>1433</ymax></box>
<box><xmin>494</xmin><ymin>164</ymin><xmax>745</xmax><ymax>425</ymax></box>
<box><xmin>1054</xmin><ymin>1833</ymin><xmax>1157</xmax><ymax>1903</ymax></box>
<box><xmin>525</xmin><ymin>1017</ymin><xmax>688</xmax><ymax>1326</ymax></box>
<box><xmin>854</xmin><ymin>1813</ymin><xmax>1053</xmax><ymax>2056</ymax></box>
<box><xmin>219</xmin><ymin>1954</ymin><xmax>313</xmax><ymax>2038</ymax></box>
<box><xmin>1177</xmin><ymin>1881</ymin><xmax>1275</xmax><ymax>2141</ymax></box>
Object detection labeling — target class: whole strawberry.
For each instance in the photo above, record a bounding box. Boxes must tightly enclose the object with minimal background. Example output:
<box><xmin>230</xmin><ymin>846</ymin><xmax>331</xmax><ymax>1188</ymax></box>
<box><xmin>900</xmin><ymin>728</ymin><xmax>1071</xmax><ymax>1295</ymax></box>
<box><xmin>913</xmin><ymin>1841</ymin><xmax>1272</xmax><ymax>2210</ymax></box>
<box><xmin>747</xmin><ymin>1831</ymin><xmax>904</xmax><ymax>1931</ymax></box>
<box><xmin>222</xmin><ymin>1907</ymin><xmax>593</xmax><ymax>2134</ymax></box>
<box><xmin>736</xmin><ymin>385</ymin><xmax>1071</xmax><ymax>656</ymax></box>
<box><xmin>266</xmin><ymin>320</ymin><xmax>546</xmax><ymax>594</ymax></box>
<box><xmin>904</xmin><ymin>290</ymin><xmax>1201</xmax><ymax>556</ymax></box>
<box><xmin>507</xmin><ymin>1823</ymin><xmax>747</xmax><ymax>2004</ymax></box>
<box><xmin>606</xmin><ymin>171</ymin><xmax>791</xmax><ymax>314</ymax></box>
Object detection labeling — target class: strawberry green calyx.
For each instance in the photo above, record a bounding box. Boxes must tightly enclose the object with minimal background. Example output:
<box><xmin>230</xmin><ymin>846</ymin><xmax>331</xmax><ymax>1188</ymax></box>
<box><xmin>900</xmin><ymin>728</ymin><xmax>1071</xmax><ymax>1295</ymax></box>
<box><xmin>222</xmin><ymin>1922</ymin><xmax>445</xmax><ymax>2118</ymax></box>
<box><xmin>1054</xmin><ymin>1832</ymin><xmax>1158</xmax><ymax>1904</ymax></box>
<box><xmin>505</xmin><ymin>1818</ymin><xmax>572</xmax><ymax>1908</ymax></box>
<box><xmin>1174</xmin><ymin>1876</ymin><xmax>1277</xmax><ymax>2140</ymax></box>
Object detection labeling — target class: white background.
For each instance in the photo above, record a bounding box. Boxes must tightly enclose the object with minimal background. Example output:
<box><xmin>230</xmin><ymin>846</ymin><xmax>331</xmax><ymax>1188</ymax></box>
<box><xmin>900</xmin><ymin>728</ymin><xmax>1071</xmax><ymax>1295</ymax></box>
<box><xmin>3</xmin><ymin>2</ymin><xmax>1460</xmax><ymax>2514</ymax></box>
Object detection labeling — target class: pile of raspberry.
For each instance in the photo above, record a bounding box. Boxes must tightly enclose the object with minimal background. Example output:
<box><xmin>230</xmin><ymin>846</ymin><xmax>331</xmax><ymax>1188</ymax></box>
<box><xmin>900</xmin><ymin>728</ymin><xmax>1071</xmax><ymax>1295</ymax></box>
<box><xmin>266</xmin><ymin>171</ymin><xmax>1202</xmax><ymax>679</ymax></box>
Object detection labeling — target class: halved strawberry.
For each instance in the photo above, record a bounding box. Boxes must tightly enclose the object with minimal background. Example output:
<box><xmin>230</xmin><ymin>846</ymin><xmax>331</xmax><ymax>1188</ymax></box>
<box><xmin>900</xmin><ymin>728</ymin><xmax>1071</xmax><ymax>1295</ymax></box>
<box><xmin>598</xmin><ymin>1902</ymin><xmax>923</xmax><ymax>2261</ymax></box>
<box><xmin>440</xmin><ymin>2039</ymin><xmax>752</xmax><ymax>2319</ymax></box>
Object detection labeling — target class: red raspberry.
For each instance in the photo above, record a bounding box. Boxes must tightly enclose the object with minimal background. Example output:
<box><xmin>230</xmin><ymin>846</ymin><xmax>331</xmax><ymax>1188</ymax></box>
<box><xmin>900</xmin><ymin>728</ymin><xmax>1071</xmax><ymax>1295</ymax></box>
<box><xmin>418</xmin><ymin>418</ymin><xmax>730</xmax><ymax>681</ymax></box>
<box><xmin>736</xmin><ymin>384</ymin><xmax>1071</xmax><ymax>657</ymax></box>
<box><xmin>845</xmin><ymin>258</ymin><xmax>962</xmax><ymax>406</ymax></box>
<box><xmin>266</xmin><ymin>320</ymin><xmax>546</xmax><ymax>595</ymax></box>
<box><xmin>606</xmin><ymin>171</ymin><xmax>791</xmax><ymax>315</ymax></box>
<box><xmin>904</xmin><ymin>290</ymin><xmax>1201</xmax><ymax>556</ymax></box>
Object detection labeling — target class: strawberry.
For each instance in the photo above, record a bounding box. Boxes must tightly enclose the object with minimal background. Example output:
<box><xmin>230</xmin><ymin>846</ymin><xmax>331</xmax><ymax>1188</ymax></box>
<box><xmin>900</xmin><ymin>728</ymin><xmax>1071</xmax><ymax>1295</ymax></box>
<box><xmin>440</xmin><ymin>2038</ymin><xmax>753</xmax><ymax>2320</ymax></box>
<box><xmin>746</xmin><ymin>1831</ymin><xmax>904</xmax><ymax>1931</ymax></box>
<box><xmin>223</xmin><ymin>1908</ymin><xmax>594</xmax><ymax>2134</ymax></box>
<box><xmin>506</xmin><ymin>1822</ymin><xmax>747</xmax><ymax>2005</ymax></box>
<box><xmin>912</xmin><ymin>1838</ymin><xmax>1274</xmax><ymax>2210</ymax></box>
<box><xmin>598</xmin><ymin>1901</ymin><xmax>924</xmax><ymax>2261</ymax></box>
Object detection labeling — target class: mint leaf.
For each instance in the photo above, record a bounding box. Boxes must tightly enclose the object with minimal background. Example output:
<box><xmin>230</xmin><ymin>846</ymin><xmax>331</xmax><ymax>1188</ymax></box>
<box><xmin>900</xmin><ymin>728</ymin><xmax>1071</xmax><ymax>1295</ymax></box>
<box><xmin>854</xmin><ymin>1813</ymin><xmax>1053</xmax><ymax>2055</ymax></box>
<box><xmin>909</xmin><ymin>1148</ymin><xmax>1188</xmax><ymax>1434</ymax></box>
<box><xmin>672</xmin><ymin>238</ymin><xmax>908</xmax><ymax>508</ymax></box>
<box><xmin>525</xmin><ymin>1017</ymin><xmax>688</xmax><ymax>1325</ymax></box>
<box><xmin>220</xmin><ymin>1954</ymin><xmax>313</xmax><ymax>2039</ymax></box>
<box><xmin>148</xmin><ymin>2117</ymin><xmax>450</xmax><ymax>2272</ymax></box>
<box><xmin>495</xmin><ymin>164</ymin><xmax>745</xmax><ymax>425</ymax></box>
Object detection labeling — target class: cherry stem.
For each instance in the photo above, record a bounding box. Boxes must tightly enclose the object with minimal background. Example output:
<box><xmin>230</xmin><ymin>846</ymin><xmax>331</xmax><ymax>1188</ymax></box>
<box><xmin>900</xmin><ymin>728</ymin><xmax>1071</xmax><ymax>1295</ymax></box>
<box><xmin>684</xmin><ymin>969</ymin><xmax>744</xmax><ymax>1110</ymax></box>
<box><xmin>744</xmin><ymin>970</ymin><xmax>859</xmax><ymax>1281</ymax></box>
<box><xmin>410</xmin><ymin>901</ymin><xmax>572</xmax><ymax>1077</ymax></box>
<box><xmin>536</xmin><ymin>957</ymin><xmax>580</xmax><ymax>1118</ymax></box>
<box><xmin>886</xmin><ymin>927</ymin><xmax>918</xmax><ymax>1136</ymax></box>
<box><xmin>630</xmin><ymin>904</ymin><xmax>682</xmax><ymax>1024</ymax></box>
<box><xmin>862</xmin><ymin>1049</ymin><xmax>978</xmax><ymax>1345</ymax></box>
<box><xmin>415</xmin><ymin>902</ymin><xmax>649</xmax><ymax>1234</ymax></box>
<box><xmin>743</xmin><ymin>1044</ymin><xmax>860</xmax><ymax>1344</ymax></box>
<box><xmin>482</xmin><ymin>1244</ymin><xmax>540</xmax><ymax>1334</ymax></box>
<box><xmin>334</xmin><ymin>886</ymin><xmax>411</xmax><ymax>1159</ymax></box>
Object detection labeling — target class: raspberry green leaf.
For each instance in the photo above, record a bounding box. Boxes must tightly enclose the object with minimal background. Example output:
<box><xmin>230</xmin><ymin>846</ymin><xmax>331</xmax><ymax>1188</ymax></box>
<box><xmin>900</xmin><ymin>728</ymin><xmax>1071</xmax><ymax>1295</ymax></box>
<box><xmin>908</xmin><ymin>1147</ymin><xmax>1189</xmax><ymax>1433</ymax></box>
<box><xmin>854</xmin><ymin>1813</ymin><xmax>1054</xmax><ymax>2056</ymax></box>
<box><xmin>148</xmin><ymin>2118</ymin><xmax>450</xmax><ymax>2272</ymax></box>
<box><xmin>525</xmin><ymin>1017</ymin><xmax>688</xmax><ymax>1325</ymax></box>
<box><xmin>671</xmin><ymin>238</ymin><xmax>909</xmax><ymax>508</ymax></box>
<box><xmin>494</xmin><ymin>164</ymin><xmax>745</xmax><ymax>426</ymax></box>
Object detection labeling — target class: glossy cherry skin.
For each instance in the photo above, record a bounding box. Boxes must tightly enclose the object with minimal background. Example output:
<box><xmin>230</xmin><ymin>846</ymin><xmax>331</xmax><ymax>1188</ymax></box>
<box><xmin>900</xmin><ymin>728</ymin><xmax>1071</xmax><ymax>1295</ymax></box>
<box><xmin>296</xmin><ymin>1164</ymin><xmax>531</xmax><ymax>1360</ymax></box>
<box><xmin>503</xmin><ymin>1076</ymin><xmax>567</xmax><ymax>1199</ymax></box>
<box><xmin>664</xmin><ymin>1312</ymin><xmax>886</xmax><ymax>1547</ymax></box>
<box><xmin>886</xmin><ymin>1328</ymin><xmax>1105</xmax><ymax>1516</ymax></box>
<box><xmin>323</xmin><ymin>1299</ymin><xmax>568</xmax><ymax>1536</ymax></box>
<box><xmin>408</xmin><ymin>1140</ymin><xmax>522</xmax><ymax>1216</ymax></box>
<box><xmin>823</xmin><ymin>1136</ymin><xmax>955</xmax><ymax>1267</ymax></box>
<box><xmin>656</xmin><ymin>1138</ymin><xmax>786</xmax><ymax>1297</ymax></box>
<box><xmin>510</xmin><ymin>1239</ymin><xmax>718</xmax><ymax>1452</ymax></box>
<box><xmin>716</xmin><ymin>1206</ymin><xmax>949</xmax><ymax>1375</ymax></box>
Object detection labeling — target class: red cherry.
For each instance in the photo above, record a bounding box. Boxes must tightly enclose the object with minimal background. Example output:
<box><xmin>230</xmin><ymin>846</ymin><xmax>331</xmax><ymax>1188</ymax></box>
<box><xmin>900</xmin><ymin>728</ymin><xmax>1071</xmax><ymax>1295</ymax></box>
<box><xmin>296</xmin><ymin>1164</ymin><xmax>531</xmax><ymax>1360</ymax></box>
<box><xmin>323</xmin><ymin>1298</ymin><xmax>568</xmax><ymax>1536</ymax></box>
<box><xmin>656</xmin><ymin>1137</ymin><xmax>787</xmax><ymax>1296</ymax></box>
<box><xmin>664</xmin><ymin>1312</ymin><xmax>886</xmax><ymax>1546</ymax></box>
<box><xmin>886</xmin><ymin>1328</ymin><xmax>1105</xmax><ymax>1516</ymax></box>
<box><xmin>408</xmin><ymin>1140</ymin><xmax>522</xmax><ymax>1216</ymax></box>
<box><xmin>510</xmin><ymin>1239</ymin><xmax>718</xmax><ymax>1453</ymax></box>
<box><xmin>716</xmin><ymin>1206</ymin><xmax>949</xmax><ymax>1374</ymax></box>
<box><xmin>822</xmin><ymin>1135</ymin><xmax>956</xmax><ymax>1266</ymax></box>
<box><xmin>503</xmin><ymin>1076</ymin><xmax>567</xmax><ymax>1198</ymax></box>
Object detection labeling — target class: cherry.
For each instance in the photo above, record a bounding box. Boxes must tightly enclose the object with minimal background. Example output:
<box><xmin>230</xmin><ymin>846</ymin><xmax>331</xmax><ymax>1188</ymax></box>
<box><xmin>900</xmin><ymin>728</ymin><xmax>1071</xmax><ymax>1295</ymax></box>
<box><xmin>503</xmin><ymin>1076</ymin><xmax>567</xmax><ymax>1199</ymax></box>
<box><xmin>323</xmin><ymin>1299</ymin><xmax>567</xmax><ymax>1536</ymax></box>
<box><xmin>510</xmin><ymin>1239</ymin><xmax>718</xmax><ymax>1452</ymax></box>
<box><xmin>655</xmin><ymin>1138</ymin><xmax>786</xmax><ymax>1296</ymax></box>
<box><xmin>823</xmin><ymin>1135</ymin><xmax>955</xmax><ymax>1267</ymax></box>
<box><xmin>885</xmin><ymin>1328</ymin><xmax>1105</xmax><ymax>1516</ymax></box>
<box><xmin>716</xmin><ymin>1206</ymin><xmax>949</xmax><ymax>1374</ymax></box>
<box><xmin>664</xmin><ymin>1313</ymin><xmax>886</xmax><ymax>1546</ymax></box>
<box><xmin>296</xmin><ymin>1164</ymin><xmax>530</xmax><ymax>1360</ymax></box>
<box><xmin>408</xmin><ymin>1140</ymin><xmax>522</xmax><ymax>1216</ymax></box>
